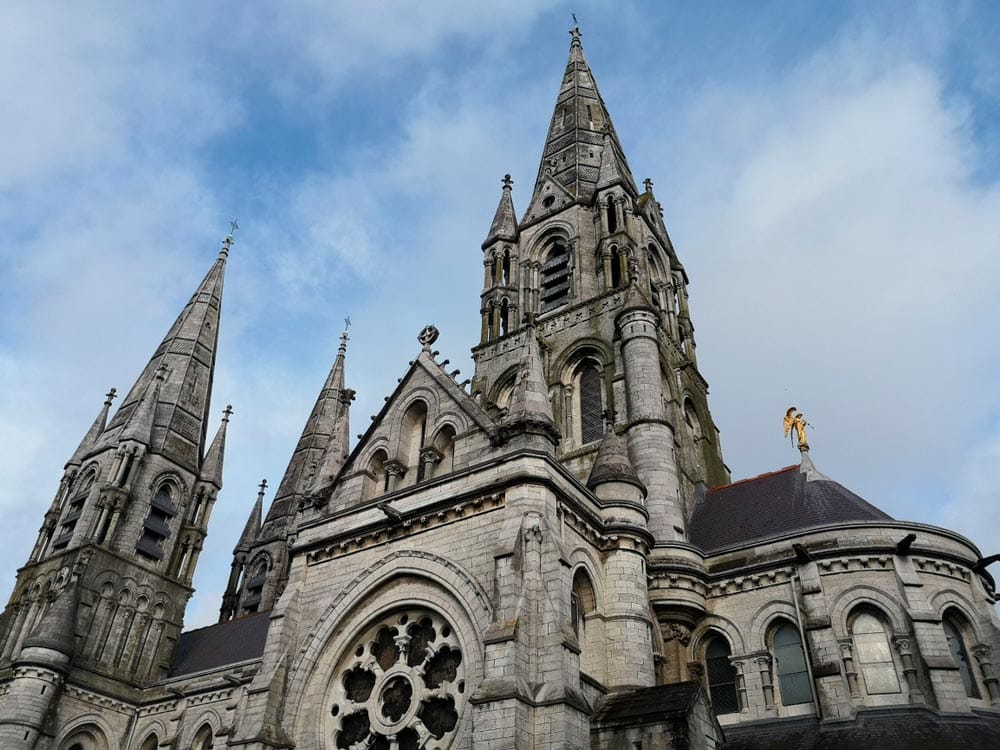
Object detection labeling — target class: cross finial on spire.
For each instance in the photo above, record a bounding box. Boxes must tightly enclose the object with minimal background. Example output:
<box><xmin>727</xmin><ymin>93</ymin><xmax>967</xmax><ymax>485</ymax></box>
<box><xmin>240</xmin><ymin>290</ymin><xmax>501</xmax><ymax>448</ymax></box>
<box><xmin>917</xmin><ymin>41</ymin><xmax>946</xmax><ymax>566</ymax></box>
<box><xmin>644</xmin><ymin>178</ymin><xmax>654</xmax><ymax>193</ymax></box>
<box><xmin>222</xmin><ymin>404</ymin><xmax>233</xmax><ymax>423</ymax></box>
<box><xmin>570</xmin><ymin>16</ymin><xmax>582</xmax><ymax>46</ymax></box>
<box><xmin>230</xmin><ymin>219</ymin><xmax>239</xmax><ymax>236</ymax></box>
<box><xmin>339</xmin><ymin>317</ymin><xmax>351</xmax><ymax>353</ymax></box>
<box><xmin>220</xmin><ymin>219</ymin><xmax>238</xmax><ymax>258</ymax></box>
<box><xmin>104</xmin><ymin>387</ymin><xmax>117</xmax><ymax>406</ymax></box>
<box><xmin>502</xmin><ymin>174</ymin><xmax>513</xmax><ymax>190</ymax></box>
<box><xmin>257</xmin><ymin>478</ymin><xmax>268</xmax><ymax>499</ymax></box>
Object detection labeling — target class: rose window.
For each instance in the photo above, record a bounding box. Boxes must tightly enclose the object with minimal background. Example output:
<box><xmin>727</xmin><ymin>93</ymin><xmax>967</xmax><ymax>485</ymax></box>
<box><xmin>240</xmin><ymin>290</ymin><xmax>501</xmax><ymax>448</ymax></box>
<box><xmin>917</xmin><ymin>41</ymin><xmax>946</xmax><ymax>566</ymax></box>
<box><xmin>327</xmin><ymin>609</ymin><xmax>466</xmax><ymax>749</ymax></box>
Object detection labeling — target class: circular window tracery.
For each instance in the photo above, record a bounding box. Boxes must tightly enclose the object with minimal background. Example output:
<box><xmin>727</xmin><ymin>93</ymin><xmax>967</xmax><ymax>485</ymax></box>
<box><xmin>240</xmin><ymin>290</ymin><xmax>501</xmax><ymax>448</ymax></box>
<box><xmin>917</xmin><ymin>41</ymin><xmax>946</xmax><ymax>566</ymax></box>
<box><xmin>327</xmin><ymin>608</ymin><xmax>465</xmax><ymax>749</ymax></box>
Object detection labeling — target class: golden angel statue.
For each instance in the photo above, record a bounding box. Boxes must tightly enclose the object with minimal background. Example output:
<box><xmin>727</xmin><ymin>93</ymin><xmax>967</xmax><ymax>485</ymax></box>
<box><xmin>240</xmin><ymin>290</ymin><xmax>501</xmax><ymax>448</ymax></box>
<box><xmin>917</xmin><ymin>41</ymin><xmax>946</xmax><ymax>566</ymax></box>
<box><xmin>783</xmin><ymin>407</ymin><xmax>810</xmax><ymax>450</ymax></box>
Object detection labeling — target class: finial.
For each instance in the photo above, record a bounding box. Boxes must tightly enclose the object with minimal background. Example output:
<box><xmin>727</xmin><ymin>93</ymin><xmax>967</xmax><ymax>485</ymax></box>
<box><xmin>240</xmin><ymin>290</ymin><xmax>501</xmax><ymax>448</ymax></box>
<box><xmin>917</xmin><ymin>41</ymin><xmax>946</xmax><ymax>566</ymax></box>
<box><xmin>643</xmin><ymin>178</ymin><xmax>654</xmax><ymax>193</ymax></box>
<box><xmin>339</xmin><ymin>316</ymin><xmax>351</xmax><ymax>354</ymax></box>
<box><xmin>257</xmin><ymin>478</ymin><xmax>268</xmax><ymax>499</ymax></box>
<box><xmin>502</xmin><ymin>174</ymin><xmax>513</xmax><ymax>190</ymax></box>
<box><xmin>220</xmin><ymin>219</ymin><xmax>238</xmax><ymax>258</ymax></box>
<box><xmin>782</xmin><ymin>407</ymin><xmax>811</xmax><ymax>452</ymax></box>
<box><xmin>104</xmin><ymin>387</ymin><xmax>117</xmax><ymax>406</ymax></box>
<box><xmin>418</xmin><ymin>324</ymin><xmax>440</xmax><ymax>351</ymax></box>
<box><xmin>222</xmin><ymin>404</ymin><xmax>233</xmax><ymax>423</ymax></box>
<box><xmin>570</xmin><ymin>18</ymin><xmax>582</xmax><ymax>47</ymax></box>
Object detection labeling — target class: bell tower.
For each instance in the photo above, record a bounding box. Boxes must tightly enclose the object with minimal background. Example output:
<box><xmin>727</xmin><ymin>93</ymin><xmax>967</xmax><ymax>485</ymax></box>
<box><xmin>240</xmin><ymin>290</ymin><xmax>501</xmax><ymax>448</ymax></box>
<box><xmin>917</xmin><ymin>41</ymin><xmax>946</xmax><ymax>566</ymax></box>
<box><xmin>0</xmin><ymin>232</ymin><xmax>232</xmax><ymax>744</ymax></box>
<box><xmin>471</xmin><ymin>27</ymin><xmax>728</xmax><ymax>542</ymax></box>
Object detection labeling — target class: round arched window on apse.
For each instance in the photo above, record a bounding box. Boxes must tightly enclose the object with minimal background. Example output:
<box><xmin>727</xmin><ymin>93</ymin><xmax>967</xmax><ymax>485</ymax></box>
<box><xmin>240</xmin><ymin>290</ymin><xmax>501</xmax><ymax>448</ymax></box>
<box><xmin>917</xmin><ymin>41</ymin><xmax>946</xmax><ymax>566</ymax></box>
<box><xmin>327</xmin><ymin>608</ymin><xmax>466</xmax><ymax>749</ymax></box>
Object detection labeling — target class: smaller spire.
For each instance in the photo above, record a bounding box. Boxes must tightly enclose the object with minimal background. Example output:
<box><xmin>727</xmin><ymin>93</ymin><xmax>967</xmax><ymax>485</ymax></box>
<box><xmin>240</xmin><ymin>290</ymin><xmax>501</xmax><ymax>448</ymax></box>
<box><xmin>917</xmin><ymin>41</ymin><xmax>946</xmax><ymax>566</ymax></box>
<box><xmin>500</xmin><ymin>323</ymin><xmax>560</xmax><ymax>446</ymax></box>
<box><xmin>119</xmin><ymin>365</ymin><xmax>166</xmax><ymax>445</ymax></box>
<box><xmin>199</xmin><ymin>404</ymin><xmax>232</xmax><ymax>489</ymax></box>
<box><xmin>22</xmin><ymin>578</ymin><xmax>80</xmax><ymax>660</ymax></box>
<box><xmin>66</xmin><ymin>388</ymin><xmax>116</xmax><ymax>469</ymax></box>
<box><xmin>587</xmin><ymin>416</ymin><xmax>645</xmax><ymax>494</ymax></box>
<box><xmin>482</xmin><ymin>174</ymin><xmax>519</xmax><ymax>249</ymax></box>
<box><xmin>236</xmin><ymin>479</ymin><xmax>265</xmax><ymax>554</ymax></box>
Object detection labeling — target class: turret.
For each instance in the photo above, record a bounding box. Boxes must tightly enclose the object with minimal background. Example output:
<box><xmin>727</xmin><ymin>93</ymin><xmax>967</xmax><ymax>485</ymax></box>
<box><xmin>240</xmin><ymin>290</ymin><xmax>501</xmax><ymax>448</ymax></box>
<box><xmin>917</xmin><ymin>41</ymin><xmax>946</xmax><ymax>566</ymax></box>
<box><xmin>220</xmin><ymin>479</ymin><xmax>265</xmax><ymax>622</ymax></box>
<box><xmin>480</xmin><ymin>175</ymin><xmax>520</xmax><ymax>343</ymax></box>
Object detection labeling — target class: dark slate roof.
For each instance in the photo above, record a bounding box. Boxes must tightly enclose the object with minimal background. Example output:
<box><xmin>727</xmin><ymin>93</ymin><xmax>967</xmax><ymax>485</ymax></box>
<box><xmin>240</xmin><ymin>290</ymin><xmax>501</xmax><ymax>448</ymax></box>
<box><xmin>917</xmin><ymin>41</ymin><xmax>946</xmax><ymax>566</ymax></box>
<box><xmin>169</xmin><ymin>610</ymin><xmax>271</xmax><ymax>676</ymax></box>
<box><xmin>689</xmin><ymin>459</ymin><xmax>892</xmax><ymax>554</ymax></box>
<box><xmin>592</xmin><ymin>681</ymin><xmax>702</xmax><ymax>724</ymax></box>
<box><xmin>724</xmin><ymin>707</ymin><xmax>1000</xmax><ymax>750</ymax></box>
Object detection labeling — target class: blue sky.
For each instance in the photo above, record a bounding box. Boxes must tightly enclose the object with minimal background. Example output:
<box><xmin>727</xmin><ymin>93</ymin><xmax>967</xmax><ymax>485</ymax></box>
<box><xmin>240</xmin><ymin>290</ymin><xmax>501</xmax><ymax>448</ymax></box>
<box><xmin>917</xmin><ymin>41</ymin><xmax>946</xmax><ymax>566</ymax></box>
<box><xmin>2</xmin><ymin>1</ymin><xmax>999</xmax><ymax>628</ymax></box>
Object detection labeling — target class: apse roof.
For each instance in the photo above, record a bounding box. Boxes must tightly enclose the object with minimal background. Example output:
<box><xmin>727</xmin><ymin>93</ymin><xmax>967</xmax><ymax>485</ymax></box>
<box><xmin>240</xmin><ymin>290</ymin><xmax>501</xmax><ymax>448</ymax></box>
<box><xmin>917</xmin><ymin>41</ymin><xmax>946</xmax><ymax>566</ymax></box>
<box><xmin>688</xmin><ymin>457</ymin><xmax>892</xmax><ymax>554</ymax></box>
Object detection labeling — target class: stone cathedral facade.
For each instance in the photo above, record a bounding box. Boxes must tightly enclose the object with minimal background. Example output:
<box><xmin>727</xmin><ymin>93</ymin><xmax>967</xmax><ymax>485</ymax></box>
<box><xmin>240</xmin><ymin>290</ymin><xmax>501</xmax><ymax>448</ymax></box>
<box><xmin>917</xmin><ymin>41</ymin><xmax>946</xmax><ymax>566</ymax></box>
<box><xmin>2</xmin><ymin>29</ymin><xmax>1000</xmax><ymax>750</ymax></box>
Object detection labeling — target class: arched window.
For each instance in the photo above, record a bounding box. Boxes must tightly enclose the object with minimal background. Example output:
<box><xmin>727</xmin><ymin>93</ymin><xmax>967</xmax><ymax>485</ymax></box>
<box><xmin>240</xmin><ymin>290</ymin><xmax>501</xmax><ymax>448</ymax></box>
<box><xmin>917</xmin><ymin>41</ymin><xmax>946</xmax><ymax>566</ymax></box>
<box><xmin>365</xmin><ymin>449</ymin><xmax>388</xmax><ymax>498</ymax></box>
<box><xmin>606</xmin><ymin>195</ymin><xmax>618</xmax><ymax>233</ymax></box>
<box><xmin>771</xmin><ymin>621</ymin><xmax>811</xmax><ymax>705</ymax></box>
<box><xmin>242</xmin><ymin>557</ymin><xmax>268</xmax><ymax>615</ymax></box>
<box><xmin>193</xmin><ymin>724</ymin><xmax>214</xmax><ymax>750</ymax></box>
<box><xmin>578</xmin><ymin>364</ymin><xmax>604</xmax><ymax>444</ymax></box>
<box><xmin>705</xmin><ymin>636</ymin><xmax>739</xmax><ymax>714</ymax></box>
<box><xmin>609</xmin><ymin>247</ymin><xmax>623</xmax><ymax>289</ymax></box>
<box><xmin>136</xmin><ymin>484</ymin><xmax>177</xmax><ymax>561</ymax></box>
<box><xmin>540</xmin><ymin>238</ymin><xmax>571</xmax><ymax>314</ymax></box>
<box><xmin>500</xmin><ymin>298</ymin><xmax>510</xmax><ymax>336</ymax></box>
<box><xmin>943</xmin><ymin>612</ymin><xmax>980</xmax><ymax>699</ymax></box>
<box><xmin>683</xmin><ymin>398</ymin><xmax>702</xmax><ymax>438</ymax></box>
<box><xmin>433</xmin><ymin>425</ymin><xmax>457</xmax><ymax>477</ymax></box>
<box><xmin>850</xmin><ymin>611</ymin><xmax>900</xmax><ymax>694</ymax></box>
<box><xmin>399</xmin><ymin>401</ymin><xmax>428</xmax><ymax>484</ymax></box>
<box><xmin>493</xmin><ymin>375</ymin><xmax>516</xmax><ymax>416</ymax></box>
<box><xmin>138</xmin><ymin>733</ymin><xmax>158</xmax><ymax>750</ymax></box>
<box><xmin>502</xmin><ymin>248</ymin><xmax>511</xmax><ymax>285</ymax></box>
<box><xmin>52</xmin><ymin>471</ymin><xmax>96</xmax><ymax>550</ymax></box>
<box><xmin>571</xmin><ymin>568</ymin><xmax>600</xmax><ymax>680</ymax></box>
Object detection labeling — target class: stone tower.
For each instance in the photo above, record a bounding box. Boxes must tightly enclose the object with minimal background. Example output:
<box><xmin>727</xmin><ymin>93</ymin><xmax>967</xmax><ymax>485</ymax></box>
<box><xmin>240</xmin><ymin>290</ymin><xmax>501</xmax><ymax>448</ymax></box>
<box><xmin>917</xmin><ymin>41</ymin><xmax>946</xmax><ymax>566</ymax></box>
<box><xmin>0</xmin><ymin>235</ymin><xmax>232</xmax><ymax>749</ymax></box>
<box><xmin>472</xmin><ymin>26</ymin><xmax>728</xmax><ymax>543</ymax></box>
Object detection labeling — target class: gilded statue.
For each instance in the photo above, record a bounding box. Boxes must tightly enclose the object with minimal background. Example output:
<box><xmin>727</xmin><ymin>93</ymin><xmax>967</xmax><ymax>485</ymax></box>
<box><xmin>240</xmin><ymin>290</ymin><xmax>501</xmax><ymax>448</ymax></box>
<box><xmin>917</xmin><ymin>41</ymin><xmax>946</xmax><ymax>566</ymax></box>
<box><xmin>783</xmin><ymin>407</ymin><xmax>810</xmax><ymax>450</ymax></box>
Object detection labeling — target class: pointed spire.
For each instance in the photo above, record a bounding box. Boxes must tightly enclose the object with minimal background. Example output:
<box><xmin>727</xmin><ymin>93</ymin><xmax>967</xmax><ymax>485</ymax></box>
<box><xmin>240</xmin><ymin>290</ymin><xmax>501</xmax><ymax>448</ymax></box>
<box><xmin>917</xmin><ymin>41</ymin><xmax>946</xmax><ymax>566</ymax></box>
<box><xmin>528</xmin><ymin>26</ymin><xmax>638</xmax><ymax>209</ymax></box>
<box><xmin>482</xmin><ymin>174</ymin><xmax>519</xmax><ymax>249</ymax></box>
<box><xmin>65</xmin><ymin>388</ymin><xmax>116</xmax><ymax>469</ymax></box>
<box><xmin>236</xmin><ymin>479</ymin><xmax>266</xmax><ymax>554</ymax></box>
<box><xmin>309</xmin><ymin>386</ymin><xmax>355</xmax><ymax>495</ymax></box>
<box><xmin>22</xmin><ymin>579</ymin><xmax>79</xmax><ymax>659</ymax></box>
<box><xmin>274</xmin><ymin>321</ymin><xmax>351</xmax><ymax>500</ymax></box>
<box><xmin>199</xmin><ymin>404</ymin><xmax>232</xmax><ymax>489</ymax></box>
<box><xmin>103</xmin><ymin>231</ymin><xmax>229</xmax><ymax>472</ymax></box>
<box><xmin>119</xmin><ymin>365</ymin><xmax>166</xmax><ymax>444</ymax></box>
<box><xmin>587</xmin><ymin>419</ymin><xmax>644</xmax><ymax>493</ymax></box>
<box><xmin>500</xmin><ymin>323</ymin><xmax>560</xmax><ymax>446</ymax></box>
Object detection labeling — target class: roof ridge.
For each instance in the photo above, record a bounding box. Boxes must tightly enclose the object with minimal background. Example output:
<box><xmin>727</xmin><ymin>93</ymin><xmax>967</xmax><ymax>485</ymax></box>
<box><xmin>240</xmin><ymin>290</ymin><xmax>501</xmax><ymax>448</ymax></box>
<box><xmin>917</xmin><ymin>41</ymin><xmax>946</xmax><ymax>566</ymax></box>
<box><xmin>709</xmin><ymin>464</ymin><xmax>798</xmax><ymax>491</ymax></box>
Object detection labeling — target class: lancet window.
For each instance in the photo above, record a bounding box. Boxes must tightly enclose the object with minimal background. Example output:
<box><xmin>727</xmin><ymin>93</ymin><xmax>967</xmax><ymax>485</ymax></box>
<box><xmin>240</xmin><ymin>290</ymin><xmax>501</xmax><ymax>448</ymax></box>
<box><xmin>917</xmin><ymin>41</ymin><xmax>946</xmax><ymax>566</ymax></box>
<box><xmin>705</xmin><ymin>635</ymin><xmax>740</xmax><ymax>714</ymax></box>
<box><xmin>943</xmin><ymin>611</ymin><xmax>980</xmax><ymax>699</ymax></box>
<box><xmin>540</xmin><ymin>238</ymin><xmax>571</xmax><ymax>314</ymax></box>
<box><xmin>770</xmin><ymin>621</ymin><xmax>811</xmax><ymax>705</ymax></box>
<box><xmin>850</xmin><ymin>611</ymin><xmax>900</xmax><ymax>695</ymax></box>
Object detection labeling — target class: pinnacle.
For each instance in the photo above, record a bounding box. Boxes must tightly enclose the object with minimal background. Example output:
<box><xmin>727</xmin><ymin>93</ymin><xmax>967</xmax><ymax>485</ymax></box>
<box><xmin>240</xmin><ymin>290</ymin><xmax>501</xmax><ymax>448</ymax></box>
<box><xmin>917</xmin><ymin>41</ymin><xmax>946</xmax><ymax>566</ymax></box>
<box><xmin>483</xmin><ymin>174</ymin><xmax>519</xmax><ymax>248</ymax></box>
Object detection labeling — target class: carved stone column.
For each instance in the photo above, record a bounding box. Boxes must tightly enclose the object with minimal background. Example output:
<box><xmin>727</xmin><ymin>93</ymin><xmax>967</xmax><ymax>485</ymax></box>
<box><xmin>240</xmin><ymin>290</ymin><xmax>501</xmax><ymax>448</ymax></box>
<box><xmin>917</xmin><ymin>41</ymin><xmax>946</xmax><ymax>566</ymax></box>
<box><xmin>894</xmin><ymin>636</ymin><xmax>925</xmax><ymax>704</ymax></box>
<box><xmin>839</xmin><ymin>639</ymin><xmax>861</xmax><ymax>698</ymax></box>
<box><xmin>731</xmin><ymin>658</ymin><xmax>749</xmax><ymax>712</ymax></box>
<box><xmin>418</xmin><ymin>448</ymin><xmax>442</xmax><ymax>482</ymax></box>
<box><xmin>384</xmin><ymin>461</ymin><xmax>406</xmax><ymax>493</ymax></box>
<box><xmin>756</xmin><ymin>654</ymin><xmax>775</xmax><ymax>710</ymax></box>
<box><xmin>973</xmin><ymin>644</ymin><xmax>1000</xmax><ymax>705</ymax></box>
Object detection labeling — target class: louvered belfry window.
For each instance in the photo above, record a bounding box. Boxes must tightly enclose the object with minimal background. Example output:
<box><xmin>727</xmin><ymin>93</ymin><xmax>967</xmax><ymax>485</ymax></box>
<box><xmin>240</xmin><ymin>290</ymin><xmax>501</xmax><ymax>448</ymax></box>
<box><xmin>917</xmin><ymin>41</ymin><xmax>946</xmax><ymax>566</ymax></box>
<box><xmin>579</xmin><ymin>365</ymin><xmax>604</xmax><ymax>444</ymax></box>
<box><xmin>540</xmin><ymin>240</ymin><xmax>570</xmax><ymax>313</ymax></box>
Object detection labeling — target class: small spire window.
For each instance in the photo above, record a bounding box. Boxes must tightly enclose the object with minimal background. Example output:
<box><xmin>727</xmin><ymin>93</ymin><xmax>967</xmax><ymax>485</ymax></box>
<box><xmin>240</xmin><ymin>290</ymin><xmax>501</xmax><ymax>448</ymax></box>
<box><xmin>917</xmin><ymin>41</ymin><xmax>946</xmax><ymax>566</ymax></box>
<box><xmin>51</xmin><ymin>472</ymin><xmax>95</xmax><ymax>550</ymax></box>
<box><xmin>540</xmin><ymin>238</ymin><xmax>571</xmax><ymax>314</ymax></box>
<box><xmin>136</xmin><ymin>485</ymin><xmax>176</xmax><ymax>560</ymax></box>
<box><xmin>606</xmin><ymin>195</ymin><xmax>618</xmax><ymax>233</ymax></box>
<box><xmin>579</xmin><ymin>365</ymin><xmax>604</xmax><ymax>444</ymax></box>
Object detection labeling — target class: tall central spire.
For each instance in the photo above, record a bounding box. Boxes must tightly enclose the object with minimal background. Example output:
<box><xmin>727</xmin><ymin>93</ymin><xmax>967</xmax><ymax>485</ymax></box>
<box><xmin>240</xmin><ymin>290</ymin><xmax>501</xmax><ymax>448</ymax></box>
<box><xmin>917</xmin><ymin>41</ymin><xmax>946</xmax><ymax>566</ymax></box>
<box><xmin>529</xmin><ymin>25</ymin><xmax>638</xmax><ymax>209</ymax></box>
<box><xmin>102</xmin><ymin>236</ymin><xmax>229</xmax><ymax>472</ymax></box>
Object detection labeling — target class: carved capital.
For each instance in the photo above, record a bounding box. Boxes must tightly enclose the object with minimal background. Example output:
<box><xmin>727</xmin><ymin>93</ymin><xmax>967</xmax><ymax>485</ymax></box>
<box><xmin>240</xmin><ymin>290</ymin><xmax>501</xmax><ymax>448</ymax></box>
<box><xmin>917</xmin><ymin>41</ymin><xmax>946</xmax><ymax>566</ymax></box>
<box><xmin>384</xmin><ymin>461</ymin><xmax>406</xmax><ymax>479</ymax></box>
<box><xmin>893</xmin><ymin>636</ymin><xmax>913</xmax><ymax>657</ymax></box>
<box><xmin>973</xmin><ymin>643</ymin><xmax>994</xmax><ymax>664</ymax></box>
<box><xmin>419</xmin><ymin>448</ymin><xmax>443</xmax><ymax>465</ymax></box>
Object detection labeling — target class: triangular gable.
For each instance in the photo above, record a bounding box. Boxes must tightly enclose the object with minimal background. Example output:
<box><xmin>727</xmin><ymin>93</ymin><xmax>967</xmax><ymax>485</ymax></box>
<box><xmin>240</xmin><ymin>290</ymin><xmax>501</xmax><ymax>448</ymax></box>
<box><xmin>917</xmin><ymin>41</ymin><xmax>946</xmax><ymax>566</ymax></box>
<box><xmin>520</xmin><ymin>174</ymin><xmax>576</xmax><ymax>228</ymax></box>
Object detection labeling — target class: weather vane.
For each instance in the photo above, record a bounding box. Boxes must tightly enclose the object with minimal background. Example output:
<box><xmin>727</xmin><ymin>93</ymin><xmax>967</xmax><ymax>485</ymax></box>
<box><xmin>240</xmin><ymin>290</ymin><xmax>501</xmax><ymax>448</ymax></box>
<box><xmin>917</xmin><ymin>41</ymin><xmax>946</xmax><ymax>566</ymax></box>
<box><xmin>229</xmin><ymin>219</ymin><xmax>239</xmax><ymax>236</ymax></box>
<box><xmin>572</xmin><ymin>13</ymin><xmax>578</xmax><ymax>25</ymax></box>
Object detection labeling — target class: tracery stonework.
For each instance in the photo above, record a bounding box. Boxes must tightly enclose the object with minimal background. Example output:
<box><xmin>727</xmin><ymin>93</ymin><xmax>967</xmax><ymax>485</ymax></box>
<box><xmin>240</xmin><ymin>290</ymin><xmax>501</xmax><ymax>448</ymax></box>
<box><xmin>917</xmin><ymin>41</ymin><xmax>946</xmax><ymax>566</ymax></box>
<box><xmin>326</xmin><ymin>608</ymin><xmax>465</xmax><ymax>749</ymax></box>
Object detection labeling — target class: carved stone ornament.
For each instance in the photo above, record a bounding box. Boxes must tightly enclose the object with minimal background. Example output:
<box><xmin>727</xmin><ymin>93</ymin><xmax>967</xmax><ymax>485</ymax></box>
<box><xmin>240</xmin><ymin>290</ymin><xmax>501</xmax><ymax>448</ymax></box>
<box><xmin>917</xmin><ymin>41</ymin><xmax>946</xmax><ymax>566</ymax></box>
<box><xmin>418</xmin><ymin>325</ymin><xmax>440</xmax><ymax>350</ymax></box>
<box><xmin>326</xmin><ymin>608</ymin><xmax>465</xmax><ymax>748</ymax></box>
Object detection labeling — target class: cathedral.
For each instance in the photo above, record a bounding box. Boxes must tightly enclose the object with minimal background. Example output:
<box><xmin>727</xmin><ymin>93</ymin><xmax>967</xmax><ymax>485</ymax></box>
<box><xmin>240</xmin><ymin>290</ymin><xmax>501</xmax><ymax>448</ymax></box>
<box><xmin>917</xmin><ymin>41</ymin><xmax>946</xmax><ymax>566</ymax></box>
<box><xmin>2</xmin><ymin>28</ymin><xmax>1000</xmax><ymax>750</ymax></box>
